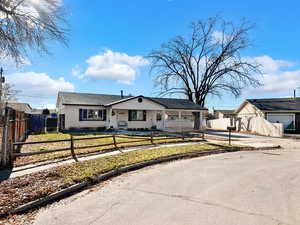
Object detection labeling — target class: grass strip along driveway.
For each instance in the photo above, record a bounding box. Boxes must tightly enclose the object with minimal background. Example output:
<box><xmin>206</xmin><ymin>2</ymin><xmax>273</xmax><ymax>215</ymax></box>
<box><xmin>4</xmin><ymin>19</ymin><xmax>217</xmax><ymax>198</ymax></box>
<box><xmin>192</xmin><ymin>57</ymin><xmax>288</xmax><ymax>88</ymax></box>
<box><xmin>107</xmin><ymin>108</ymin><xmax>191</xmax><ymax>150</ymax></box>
<box><xmin>15</xmin><ymin>133</ymin><xmax>203</xmax><ymax>167</ymax></box>
<box><xmin>1</xmin><ymin>142</ymin><xmax>239</xmax><ymax>218</ymax></box>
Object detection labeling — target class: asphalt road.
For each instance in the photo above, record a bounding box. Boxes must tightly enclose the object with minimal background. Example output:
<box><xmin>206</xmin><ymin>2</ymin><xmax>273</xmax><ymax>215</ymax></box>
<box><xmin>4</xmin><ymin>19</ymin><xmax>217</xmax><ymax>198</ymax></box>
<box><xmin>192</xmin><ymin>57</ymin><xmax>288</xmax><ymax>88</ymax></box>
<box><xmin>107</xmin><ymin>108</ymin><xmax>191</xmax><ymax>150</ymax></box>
<box><xmin>33</xmin><ymin>149</ymin><xmax>300</xmax><ymax>225</ymax></box>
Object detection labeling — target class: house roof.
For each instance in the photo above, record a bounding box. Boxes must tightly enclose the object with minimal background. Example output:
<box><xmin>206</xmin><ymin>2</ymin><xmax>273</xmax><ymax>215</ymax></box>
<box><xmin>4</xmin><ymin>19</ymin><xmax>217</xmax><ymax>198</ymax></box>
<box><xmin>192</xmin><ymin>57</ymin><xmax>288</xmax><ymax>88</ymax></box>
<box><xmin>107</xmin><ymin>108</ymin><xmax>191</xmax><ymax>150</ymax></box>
<box><xmin>7</xmin><ymin>102</ymin><xmax>32</xmax><ymax>113</ymax></box>
<box><xmin>30</xmin><ymin>109</ymin><xmax>56</xmax><ymax>114</ymax></box>
<box><xmin>58</xmin><ymin>92</ymin><xmax>207</xmax><ymax>110</ymax></box>
<box><xmin>236</xmin><ymin>98</ymin><xmax>300</xmax><ymax>113</ymax></box>
<box><xmin>214</xmin><ymin>109</ymin><xmax>235</xmax><ymax>114</ymax></box>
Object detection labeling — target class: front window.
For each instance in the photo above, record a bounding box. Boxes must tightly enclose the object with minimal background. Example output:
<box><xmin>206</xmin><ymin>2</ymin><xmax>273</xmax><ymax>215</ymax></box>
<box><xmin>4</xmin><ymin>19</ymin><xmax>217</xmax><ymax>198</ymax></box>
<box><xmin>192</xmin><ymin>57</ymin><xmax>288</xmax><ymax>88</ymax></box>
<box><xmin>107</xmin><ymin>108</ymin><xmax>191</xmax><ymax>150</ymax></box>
<box><xmin>79</xmin><ymin>109</ymin><xmax>106</xmax><ymax>121</ymax></box>
<box><xmin>129</xmin><ymin>110</ymin><xmax>146</xmax><ymax>121</ymax></box>
<box><xmin>166</xmin><ymin>111</ymin><xmax>179</xmax><ymax>120</ymax></box>
<box><xmin>181</xmin><ymin>113</ymin><xmax>193</xmax><ymax>121</ymax></box>
<box><xmin>156</xmin><ymin>112</ymin><xmax>162</xmax><ymax>121</ymax></box>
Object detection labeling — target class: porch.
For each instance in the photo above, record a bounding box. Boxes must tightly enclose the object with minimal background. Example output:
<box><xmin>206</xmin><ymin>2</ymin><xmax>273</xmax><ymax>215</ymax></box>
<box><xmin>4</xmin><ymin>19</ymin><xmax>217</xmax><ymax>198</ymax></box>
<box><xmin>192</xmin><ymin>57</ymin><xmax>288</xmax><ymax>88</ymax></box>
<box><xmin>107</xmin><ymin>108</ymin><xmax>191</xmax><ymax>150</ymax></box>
<box><xmin>107</xmin><ymin>108</ymin><xmax>201</xmax><ymax>130</ymax></box>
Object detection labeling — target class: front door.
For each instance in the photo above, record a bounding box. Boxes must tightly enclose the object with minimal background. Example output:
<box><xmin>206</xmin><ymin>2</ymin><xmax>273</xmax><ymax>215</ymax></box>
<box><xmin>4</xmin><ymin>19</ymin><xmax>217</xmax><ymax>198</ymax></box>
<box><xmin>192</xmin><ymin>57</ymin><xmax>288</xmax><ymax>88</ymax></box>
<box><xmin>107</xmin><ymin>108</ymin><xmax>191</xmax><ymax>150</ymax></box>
<box><xmin>156</xmin><ymin>112</ymin><xmax>164</xmax><ymax>129</ymax></box>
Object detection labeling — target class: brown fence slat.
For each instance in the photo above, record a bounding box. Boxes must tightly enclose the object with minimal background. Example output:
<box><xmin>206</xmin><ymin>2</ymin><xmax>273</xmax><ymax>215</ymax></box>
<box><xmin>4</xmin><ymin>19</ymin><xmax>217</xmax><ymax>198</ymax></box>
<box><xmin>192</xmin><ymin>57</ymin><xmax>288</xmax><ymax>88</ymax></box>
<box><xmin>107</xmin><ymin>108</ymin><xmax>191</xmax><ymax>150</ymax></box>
<box><xmin>73</xmin><ymin>135</ymin><xmax>113</xmax><ymax>141</ymax></box>
<box><xmin>13</xmin><ymin>147</ymin><xmax>71</xmax><ymax>157</ymax></box>
<box><xmin>14</xmin><ymin>138</ymin><xmax>72</xmax><ymax>146</ymax></box>
<box><xmin>116</xmin><ymin>139</ymin><xmax>151</xmax><ymax>145</ymax></box>
<box><xmin>74</xmin><ymin>142</ymin><xmax>115</xmax><ymax>150</ymax></box>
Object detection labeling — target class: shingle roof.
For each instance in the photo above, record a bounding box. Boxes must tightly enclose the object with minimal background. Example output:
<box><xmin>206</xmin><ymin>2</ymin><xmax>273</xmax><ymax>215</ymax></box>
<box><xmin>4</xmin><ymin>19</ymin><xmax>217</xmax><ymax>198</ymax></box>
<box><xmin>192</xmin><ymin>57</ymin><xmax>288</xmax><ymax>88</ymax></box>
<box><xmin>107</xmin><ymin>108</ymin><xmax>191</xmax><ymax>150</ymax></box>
<box><xmin>58</xmin><ymin>92</ymin><xmax>207</xmax><ymax>110</ymax></box>
<box><xmin>150</xmin><ymin>97</ymin><xmax>206</xmax><ymax>110</ymax></box>
<box><xmin>247</xmin><ymin>98</ymin><xmax>300</xmax><ymax>111</ymax></box>
<box><xmin>59</xmin><ymin>92</ymin><xmax>130</xmax><ymax>106</ymax></box>
<box><xmin>7</xmin><ymin>102</ymin><xmax>32</xmax><ymax>112</ymax></box>
<box><xmin>214</xmin><ymin>109</ymin><xmax>235</xmax><ymax>114</ymax></box>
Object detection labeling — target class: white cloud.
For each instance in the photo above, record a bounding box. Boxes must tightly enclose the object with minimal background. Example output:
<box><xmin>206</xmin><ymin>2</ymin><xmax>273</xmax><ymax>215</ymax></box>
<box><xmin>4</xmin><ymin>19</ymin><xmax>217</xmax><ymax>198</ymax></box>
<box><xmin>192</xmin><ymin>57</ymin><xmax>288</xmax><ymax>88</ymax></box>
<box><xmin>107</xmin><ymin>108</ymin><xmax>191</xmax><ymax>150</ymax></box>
<box><xmin>255</xmin><ymin>70</ymin><xmax>300</xmax><ymax>95</ymax></box>
<box><xmin>0</xmin><ymin>54</ymin><xmax>31</xmax><ymax>69</ymax></box>
<box><xmin>211</xmin><ymin>31</ymin><xmax>226</xmax><ymax>44</ymax></box>
<box><xmin>0</xmin><ymin>0</ymin><xmax>63</xmax><ymax>20</ymax></box>
<box><xmin>245</xmin><ymin>56</ymin><xmax>300</xmax><ymax>95</ymax></box>
<box><xmin>248</xmin><ymin>55</ymin><xmax>295</xmax><ymax>73</ymax></box>
<box><xmin>77</xmin><ymin>50</ymin><xmax>149</xmax><ymax>84</ymax></box>
<box><xmin>7</xmin><ymin>72</ymin><xmax>74</xmax><ymax>107</ymax></box>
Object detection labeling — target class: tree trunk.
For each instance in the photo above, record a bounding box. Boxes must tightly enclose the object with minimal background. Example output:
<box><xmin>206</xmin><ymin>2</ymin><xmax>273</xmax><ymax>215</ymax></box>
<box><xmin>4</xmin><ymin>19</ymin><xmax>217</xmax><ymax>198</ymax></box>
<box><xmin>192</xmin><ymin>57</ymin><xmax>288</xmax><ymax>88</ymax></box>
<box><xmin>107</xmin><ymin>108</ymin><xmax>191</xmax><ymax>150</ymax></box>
<box><xmin>193</xmin><ymin>112</ymin><xmax>200</xmax><ymax>130</ymax></box>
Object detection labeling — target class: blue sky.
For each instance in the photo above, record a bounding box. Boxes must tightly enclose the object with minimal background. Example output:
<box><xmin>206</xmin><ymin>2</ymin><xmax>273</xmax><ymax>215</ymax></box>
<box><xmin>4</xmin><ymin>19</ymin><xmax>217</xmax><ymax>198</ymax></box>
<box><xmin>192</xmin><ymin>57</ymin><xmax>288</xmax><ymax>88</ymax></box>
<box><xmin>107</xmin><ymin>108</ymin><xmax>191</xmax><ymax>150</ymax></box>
<box><xmin>3</xmin><ymin>0</ymin><xmax>300</xmax><ymax>109</ymax></box>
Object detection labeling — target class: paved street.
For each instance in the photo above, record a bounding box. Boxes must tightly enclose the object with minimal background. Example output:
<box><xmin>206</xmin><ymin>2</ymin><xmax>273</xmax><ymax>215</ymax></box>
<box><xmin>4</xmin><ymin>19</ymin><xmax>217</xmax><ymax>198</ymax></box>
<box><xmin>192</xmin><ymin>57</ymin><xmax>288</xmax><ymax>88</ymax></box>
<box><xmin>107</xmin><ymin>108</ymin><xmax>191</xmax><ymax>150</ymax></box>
<box><xmin>34</xmin><ymin>149</ymin><xmax>300</xmax><ymax>225</ymax></box>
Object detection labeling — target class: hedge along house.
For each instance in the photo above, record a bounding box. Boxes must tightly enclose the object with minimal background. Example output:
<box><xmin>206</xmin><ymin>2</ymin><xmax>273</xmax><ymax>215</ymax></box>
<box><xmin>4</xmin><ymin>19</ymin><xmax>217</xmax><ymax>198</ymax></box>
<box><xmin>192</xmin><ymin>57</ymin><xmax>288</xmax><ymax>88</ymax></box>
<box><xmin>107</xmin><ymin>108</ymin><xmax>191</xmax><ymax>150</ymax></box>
<box><xmin>235</xmin><ymin>98</ymin><xmax>300</xmax><ymax>133</ymax></box>
<box><xmin>56</xmin><ymin>92</ymin><xmax>207</xmax><ymax>131</ymax></box>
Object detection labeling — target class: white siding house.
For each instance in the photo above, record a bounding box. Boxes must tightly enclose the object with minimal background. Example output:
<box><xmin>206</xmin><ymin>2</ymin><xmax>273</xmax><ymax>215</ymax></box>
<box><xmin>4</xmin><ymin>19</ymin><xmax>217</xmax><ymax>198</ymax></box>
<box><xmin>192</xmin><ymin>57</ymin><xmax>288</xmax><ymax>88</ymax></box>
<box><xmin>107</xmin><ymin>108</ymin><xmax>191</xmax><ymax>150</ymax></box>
<box><xmin>56</xmin><ymin>92</ymin><xmax>207</xmax><ymax>131</ymax></box>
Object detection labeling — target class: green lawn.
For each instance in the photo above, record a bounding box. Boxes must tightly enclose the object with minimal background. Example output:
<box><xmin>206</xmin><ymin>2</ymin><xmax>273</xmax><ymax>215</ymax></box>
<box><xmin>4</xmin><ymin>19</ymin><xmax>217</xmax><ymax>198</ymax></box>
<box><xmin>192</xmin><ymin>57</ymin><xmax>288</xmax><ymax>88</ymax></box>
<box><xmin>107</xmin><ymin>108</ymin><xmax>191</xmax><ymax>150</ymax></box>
<box><xmin>59</xmin><ymin>142</ymin><xmax>235</xmax><ymax>185</ymax></box>
<box><xmin>14</xmin><ymin>133</ymin><xmax>203</xmax><ymax>166</ymax></box>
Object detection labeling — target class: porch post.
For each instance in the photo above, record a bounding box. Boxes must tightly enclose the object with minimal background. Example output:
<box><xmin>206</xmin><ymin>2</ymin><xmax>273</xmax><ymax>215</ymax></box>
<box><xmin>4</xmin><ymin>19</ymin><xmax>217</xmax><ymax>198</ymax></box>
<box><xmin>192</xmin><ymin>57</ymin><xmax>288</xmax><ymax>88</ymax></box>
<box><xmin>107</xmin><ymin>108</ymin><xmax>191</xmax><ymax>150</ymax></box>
<box><xmin>199</xmin><ymin>111</ymin><xmax>203</xmax><ymax>129</ymax></box>
<box><xmin>162</xmin><ymin>110</ymin><xmax>166</xmax><ymax>129</ymax></box>
<box><xmin>107</xmin><ymin>108</ymin><xmax>112</xmax><ymax>128</ymax></box>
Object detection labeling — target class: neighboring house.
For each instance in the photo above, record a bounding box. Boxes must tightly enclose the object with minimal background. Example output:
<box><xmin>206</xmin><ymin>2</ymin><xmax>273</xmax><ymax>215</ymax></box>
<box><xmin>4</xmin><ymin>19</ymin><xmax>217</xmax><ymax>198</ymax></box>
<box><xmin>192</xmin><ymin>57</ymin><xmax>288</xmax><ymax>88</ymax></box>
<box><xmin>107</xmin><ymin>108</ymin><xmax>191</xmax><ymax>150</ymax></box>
<box><xmin>56</xmin><ymin>92</ymin><xmax>207</xmax><ymax>131</ymax></box>
<box><xmin>30</xmin><ymin>108</ymin><xmax>56</xmax><ymax>115</ymax></box>
<box><xmin>235</xmin><ymin>98</ymin><xmax>300</xmax><ymax>132</ymax></box>
<box><xmin>7</xmin><ymin>102</ymin><xmax>32</xmax><ymax>113</ymax></box>
<box><xmin>213</xmin><ymin>109</ymin><xmax>236</xmax><ymax>119</ymax></box>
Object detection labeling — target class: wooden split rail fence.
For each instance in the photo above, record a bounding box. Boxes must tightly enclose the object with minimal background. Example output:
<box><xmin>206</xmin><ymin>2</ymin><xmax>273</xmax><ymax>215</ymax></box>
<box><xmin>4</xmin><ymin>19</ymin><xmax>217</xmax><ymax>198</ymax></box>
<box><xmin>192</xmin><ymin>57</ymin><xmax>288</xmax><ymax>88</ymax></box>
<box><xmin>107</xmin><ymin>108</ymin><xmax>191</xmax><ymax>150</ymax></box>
<box><xmin>12</xmin><ymin>131</ymin><xmax>204</xmax><ymax>163</ymax></box>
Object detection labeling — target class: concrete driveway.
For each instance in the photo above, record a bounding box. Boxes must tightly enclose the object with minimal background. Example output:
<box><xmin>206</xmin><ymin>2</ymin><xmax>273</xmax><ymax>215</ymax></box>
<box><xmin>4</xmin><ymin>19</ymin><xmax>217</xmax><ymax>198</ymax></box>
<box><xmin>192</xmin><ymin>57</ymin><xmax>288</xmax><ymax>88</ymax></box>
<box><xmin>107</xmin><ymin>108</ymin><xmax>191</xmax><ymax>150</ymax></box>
<box><xmin>205</xmin><ymin>130</ymin><xmax>300</xmax><ymax>149</ymax></box>
<box><xmin>33</xmin><ymin>149</ymin><xmax>300</xmax><ymax>225</ymax></box>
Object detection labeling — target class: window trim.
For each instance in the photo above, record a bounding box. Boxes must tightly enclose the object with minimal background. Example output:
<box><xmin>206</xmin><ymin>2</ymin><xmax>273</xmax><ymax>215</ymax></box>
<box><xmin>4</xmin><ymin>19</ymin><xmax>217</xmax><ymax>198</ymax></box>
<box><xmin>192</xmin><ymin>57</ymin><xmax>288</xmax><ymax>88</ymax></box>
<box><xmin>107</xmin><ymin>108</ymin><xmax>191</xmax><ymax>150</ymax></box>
<box><xmin>79</xmin><ymin>109</ymin><xmax>107</xmax><ymax>121</ymax></box>
<box><xmin>128</xmin><ymin>110</ymin><xmax>146</xmax><ymax>121</ymax></box>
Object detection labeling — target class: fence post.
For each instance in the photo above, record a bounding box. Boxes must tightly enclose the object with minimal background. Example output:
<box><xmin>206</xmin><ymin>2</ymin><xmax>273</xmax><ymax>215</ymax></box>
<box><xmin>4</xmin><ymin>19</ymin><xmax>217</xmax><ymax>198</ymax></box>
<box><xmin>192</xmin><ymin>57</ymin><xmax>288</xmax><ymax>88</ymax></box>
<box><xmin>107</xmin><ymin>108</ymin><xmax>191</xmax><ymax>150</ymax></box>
<box><xmin>150</xmin><ymin>131</ymin><xmax>154</xmax><ymax>145</ymax></box>
<box><xmin>1</xmin><ymin>106</ymin><xmax>11</xmax><ymax>168</ymax></box>
<box><xmin>181</xmin><ymin>131</ymin><xmax>185</xmax><ymax>141</ymax></box>
<box><xmin>112</xmin><ymin>134</ymin><xmax>117</xmax><ymax>149</ymax></box>
<box><xmin>70</xmin><ymin>134</ymin><xmax>78</xmax><ymax>162</ymax></box>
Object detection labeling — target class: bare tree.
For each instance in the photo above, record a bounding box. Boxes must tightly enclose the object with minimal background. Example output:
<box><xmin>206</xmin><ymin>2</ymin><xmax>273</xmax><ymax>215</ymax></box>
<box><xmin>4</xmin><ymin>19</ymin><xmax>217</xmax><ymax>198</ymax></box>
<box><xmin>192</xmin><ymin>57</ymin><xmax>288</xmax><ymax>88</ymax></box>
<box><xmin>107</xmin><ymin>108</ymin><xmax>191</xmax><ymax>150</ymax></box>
<box><xmin>148</xmin><ymin>16</ymin><xmax>261</xmax><ymax>129</ymax></box>
<box><xmin>2</xmin><ymin>83</ymin><xmax>20</xmax><ymax>102</ymax></box>
<box><xmin>0</xmin><ymin>0</ymin><xmax>68</xmax><ymax>63</ymax></box>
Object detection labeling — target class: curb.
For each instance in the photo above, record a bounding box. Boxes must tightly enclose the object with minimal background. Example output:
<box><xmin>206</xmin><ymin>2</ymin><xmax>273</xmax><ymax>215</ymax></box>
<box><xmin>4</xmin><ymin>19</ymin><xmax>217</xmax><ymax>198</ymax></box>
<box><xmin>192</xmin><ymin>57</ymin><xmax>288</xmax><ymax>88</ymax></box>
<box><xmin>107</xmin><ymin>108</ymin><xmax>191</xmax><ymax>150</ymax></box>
<box><xmin>11</xmin><ymin>145</ymin><xmax>280</xmax><ymax>216</ymax></box>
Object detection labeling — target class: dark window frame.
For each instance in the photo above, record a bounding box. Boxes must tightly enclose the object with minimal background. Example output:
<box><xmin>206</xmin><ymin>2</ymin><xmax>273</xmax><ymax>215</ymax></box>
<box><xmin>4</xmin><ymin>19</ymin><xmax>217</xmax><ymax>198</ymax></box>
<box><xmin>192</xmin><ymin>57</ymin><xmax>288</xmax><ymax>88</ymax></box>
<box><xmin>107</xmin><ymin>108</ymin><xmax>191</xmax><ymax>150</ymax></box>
<box><xmin>128</xmin><ymin>110</ymin><xmax>146</xmax><ymax>121</ymax></box>
<box><xmin>79</xmin><ymin>109</ymin><xmax>107</xmax><ymax>121</ymax></box>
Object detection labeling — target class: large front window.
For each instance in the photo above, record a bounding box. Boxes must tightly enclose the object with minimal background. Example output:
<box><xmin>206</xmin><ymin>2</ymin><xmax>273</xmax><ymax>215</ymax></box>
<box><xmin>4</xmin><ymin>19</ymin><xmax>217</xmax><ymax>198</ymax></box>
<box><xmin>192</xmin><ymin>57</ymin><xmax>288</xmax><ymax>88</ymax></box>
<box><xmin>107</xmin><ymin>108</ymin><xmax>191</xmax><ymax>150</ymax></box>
<box><xmin>79</xmin><ymin>109</ymin><xmax>106</xmax><ymax>121</ymax></box>
<box><xmin>128</xmin><ymin>110</ymin><xmax>146</xmax><ymax>121</ymax></box>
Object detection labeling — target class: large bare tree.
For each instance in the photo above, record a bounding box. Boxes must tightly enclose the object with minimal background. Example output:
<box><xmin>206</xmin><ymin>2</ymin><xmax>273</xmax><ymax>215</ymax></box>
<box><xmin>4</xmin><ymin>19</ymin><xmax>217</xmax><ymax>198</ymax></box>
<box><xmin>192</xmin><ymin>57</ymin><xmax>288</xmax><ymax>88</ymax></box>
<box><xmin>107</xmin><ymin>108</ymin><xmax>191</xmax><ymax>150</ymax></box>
<box><xmin>0</xmin><ymin>0</ymin><xmax>68</xmax><ymax>63</ymax></box>
<box><xmin>148</xmin><ymin>17</ymin><xmax>261</xmax><ymax>129</ymax></box>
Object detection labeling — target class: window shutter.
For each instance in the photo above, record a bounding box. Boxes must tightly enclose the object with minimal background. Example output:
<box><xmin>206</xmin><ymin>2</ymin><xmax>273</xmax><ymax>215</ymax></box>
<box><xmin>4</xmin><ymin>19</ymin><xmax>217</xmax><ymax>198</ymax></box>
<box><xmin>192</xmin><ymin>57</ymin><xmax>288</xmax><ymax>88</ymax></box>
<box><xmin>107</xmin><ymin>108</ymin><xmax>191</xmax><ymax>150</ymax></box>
<box><xmin>143</xmin><ymin>110</ymin><xmax>146</xmax><ymax>121</ymax></box>
<box><xmin>79</xmin><ymin>109</ymin><xmax>83</xmax><ymax>121</ymax></box>
<box><xmin>103</xmin><ymin>109</ymin><xmax>107</xmax><ymax>121</ymax></box>
<box><xmin>128</xmin><ymin>110</ymin><xmax>131</xmax><ymax>121</ymax></box>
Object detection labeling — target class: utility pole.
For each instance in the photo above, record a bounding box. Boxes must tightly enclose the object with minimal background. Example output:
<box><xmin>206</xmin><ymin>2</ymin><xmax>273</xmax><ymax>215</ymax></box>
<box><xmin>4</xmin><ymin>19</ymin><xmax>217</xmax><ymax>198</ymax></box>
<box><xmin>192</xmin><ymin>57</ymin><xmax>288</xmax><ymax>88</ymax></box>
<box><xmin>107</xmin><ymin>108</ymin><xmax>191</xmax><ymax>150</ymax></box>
<box><xmin>0</xmin><ymin>67</ymin><xmax>5</xmax><ymax>116</ymax></box>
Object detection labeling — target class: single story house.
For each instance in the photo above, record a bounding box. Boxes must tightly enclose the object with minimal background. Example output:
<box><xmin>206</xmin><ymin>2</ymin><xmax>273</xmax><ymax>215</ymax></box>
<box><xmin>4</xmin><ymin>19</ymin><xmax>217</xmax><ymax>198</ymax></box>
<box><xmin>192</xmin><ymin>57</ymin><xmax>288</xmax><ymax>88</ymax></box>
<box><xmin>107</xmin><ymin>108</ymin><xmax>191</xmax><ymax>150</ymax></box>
<box><xmin>235</xmin><ymin>98</ymin><xmax>300</xmax><ymax>132</ymax></box>
<box><xmin>213</xmin><ymin>109</ymin><xmax>236</xmax><ymax>119</ymax></box>
<box><xmin>56</xmin><ymin>92</ymin><xmax>207</xmax><ymax>131</ymax></box>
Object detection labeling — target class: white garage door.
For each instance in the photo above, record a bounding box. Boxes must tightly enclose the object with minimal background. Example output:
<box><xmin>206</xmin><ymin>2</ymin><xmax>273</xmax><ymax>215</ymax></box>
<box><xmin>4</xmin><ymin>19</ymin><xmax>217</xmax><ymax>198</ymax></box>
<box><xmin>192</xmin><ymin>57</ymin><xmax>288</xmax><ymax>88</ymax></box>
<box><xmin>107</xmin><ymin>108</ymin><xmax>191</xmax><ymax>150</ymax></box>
<box><xmin>267</xmin><ymin>114</ymin><xmax>294</xmax><ymax>129</ymax></box>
